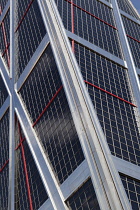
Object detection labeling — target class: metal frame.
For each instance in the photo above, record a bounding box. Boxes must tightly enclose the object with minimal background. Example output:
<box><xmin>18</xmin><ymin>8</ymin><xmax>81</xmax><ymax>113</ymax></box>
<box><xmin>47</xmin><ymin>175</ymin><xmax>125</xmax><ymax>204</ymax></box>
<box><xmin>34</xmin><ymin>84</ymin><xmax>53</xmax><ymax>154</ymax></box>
<box><xmin>37</xmin><ymin>0</ymin><xmax>132</xmax><ymax>209</ymax></box>
<box><xmin>0</xmin><ymin>0</ymin><xmax>140</xmax><ymax>209</ymax></box>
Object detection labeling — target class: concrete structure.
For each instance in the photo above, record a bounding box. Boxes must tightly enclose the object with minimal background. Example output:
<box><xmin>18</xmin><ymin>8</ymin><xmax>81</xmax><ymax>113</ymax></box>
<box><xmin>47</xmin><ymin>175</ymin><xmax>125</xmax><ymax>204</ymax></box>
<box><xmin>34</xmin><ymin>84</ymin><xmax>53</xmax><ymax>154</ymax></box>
<box><xmin>0</xmin><ymin>0</ymin><xmax>140</xmax><ymax>209</ymax></box>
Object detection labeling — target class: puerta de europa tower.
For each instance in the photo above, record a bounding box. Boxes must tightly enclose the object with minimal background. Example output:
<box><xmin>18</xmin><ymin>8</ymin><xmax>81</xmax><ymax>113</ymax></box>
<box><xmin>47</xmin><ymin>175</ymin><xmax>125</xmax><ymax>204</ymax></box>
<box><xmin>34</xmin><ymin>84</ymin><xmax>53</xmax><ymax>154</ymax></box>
<box><xmin>0</xmin><ymin>0</ymin><xmax>140</xmax><ymax>209</ymax></box>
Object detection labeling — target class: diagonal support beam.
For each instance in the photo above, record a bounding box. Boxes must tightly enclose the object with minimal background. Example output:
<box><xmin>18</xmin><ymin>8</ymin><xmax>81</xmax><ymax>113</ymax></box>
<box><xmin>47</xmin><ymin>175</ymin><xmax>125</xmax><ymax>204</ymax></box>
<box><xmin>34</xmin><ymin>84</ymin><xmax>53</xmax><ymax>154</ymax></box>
<box><xmin>37</xmin><ymin>0</ymin><xmax>131</xmax><ymax>209</ymax></box>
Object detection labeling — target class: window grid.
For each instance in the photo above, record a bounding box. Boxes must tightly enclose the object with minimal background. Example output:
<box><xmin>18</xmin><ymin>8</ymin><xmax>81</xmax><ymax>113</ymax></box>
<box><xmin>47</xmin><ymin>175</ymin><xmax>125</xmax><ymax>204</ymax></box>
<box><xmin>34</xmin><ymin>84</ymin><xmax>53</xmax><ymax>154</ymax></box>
<box><xmin>72</xmin><ymin>0</ymin><xmax>115</xmax><ymax>26</ymax></box>
<box><xmin>0</xmin><ymin>74</ymin><xmax>8</xmax><ymax>108</ymax></box>
<box><xmin>120</xmin><ymin>174</ymin><xmax>140</xmax><ymax>210</ymax></box>
<box><xmin>122</xmin><ymin>16</ymin><xmax>140</xmax><ymax>69</ymax></box>
<box><xmin>117</xmin><ymin>0</ymin><xmax>140</xmax><ymax>20</ymax></box>
<box><xmin>19</xmin><ymin>45</ymin><xmax>85</xmax><ymax>184</ymax></box>
<box><xmin>74</xmin><ymin>42</ymin><xmax>140</xmax><ymax>166</ymax></box>
<box><xmin>0</xmin><ymin>110</ymin><xmax>9</xmax><ymax>210</ymax></box>
<box><xmin>66</xmin><ymin>178</ymin><xmax>100</xmax><ymax>210</ymax></box>
<box><xmin>0</xmin><ymin>0</ymin><xmax>8</xmax><ymax>12</ymax></box>
<box><xmin>0</xmin><ymin>9</ymin><xmax>10</xmax><ymax>69</ymax></box>
<box><xmin>15</xmin><ymin>120</ymin><xmax>48</xmax><ymax>210</ymax></box>
<box><xmin>54</xmin><ymin>0</ymin><xmax>123</xmax><ymax>59</ymax></box>
<box><xmin>15</xmin><ymin>0</ymin><xmax>46</xmax><ymax>81</ymax></box>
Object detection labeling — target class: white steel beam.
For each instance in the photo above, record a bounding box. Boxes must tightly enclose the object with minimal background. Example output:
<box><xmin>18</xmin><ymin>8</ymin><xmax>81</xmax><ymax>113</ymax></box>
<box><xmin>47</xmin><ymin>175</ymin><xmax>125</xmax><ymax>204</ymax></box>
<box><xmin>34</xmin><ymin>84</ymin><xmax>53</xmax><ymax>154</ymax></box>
<box><xmin>37</xmin><ymin>0</ymin><xmax>131</xmax><ymax>209</ymax></box>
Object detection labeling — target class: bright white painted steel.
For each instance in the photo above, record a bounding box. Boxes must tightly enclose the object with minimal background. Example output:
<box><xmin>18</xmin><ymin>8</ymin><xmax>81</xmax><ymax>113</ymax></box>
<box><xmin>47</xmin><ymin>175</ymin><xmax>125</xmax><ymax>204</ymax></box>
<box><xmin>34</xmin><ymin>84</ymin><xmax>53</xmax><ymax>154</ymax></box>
<box><xmin>1</xmin><ymin>55</ymin><xmax>67</xmax><ymax>209</ymax></box>
<box><xmin>38</xmin><ymin>0</ymin><xmax>132</xmax><ymax>209</ymax></box>
<box><xmin>38</xmin><ymin>199</ymin><xmax>54</xmax><ymax>210</ymax></box>
<box><xmin>113</xmin><ymin>156</ymin><xmax>140</xmax><ymax>181</ymax></box>
<box><xmin>60</xmin><ymin>160</ymin><xmax>90</xmax><ymax>200</ymax></box>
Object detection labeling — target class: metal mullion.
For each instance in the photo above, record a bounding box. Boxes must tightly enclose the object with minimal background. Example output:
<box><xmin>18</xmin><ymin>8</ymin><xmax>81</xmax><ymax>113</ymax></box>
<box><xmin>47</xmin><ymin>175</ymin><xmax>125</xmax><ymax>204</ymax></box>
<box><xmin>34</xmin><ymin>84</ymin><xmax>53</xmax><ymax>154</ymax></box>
<box><xmin>38</xmin><ymin>0</ymin><xmax>131</xmax><ymax>208</ymax></box>
<box><xmin>66</xmin><ymin>30</ymin><xmax>126</xmax><ymax>67</ymax></box>
<box><xmin>113</xmin><ymin>156</ymin><xmax>140</xmax><ymax>181</ymax></box>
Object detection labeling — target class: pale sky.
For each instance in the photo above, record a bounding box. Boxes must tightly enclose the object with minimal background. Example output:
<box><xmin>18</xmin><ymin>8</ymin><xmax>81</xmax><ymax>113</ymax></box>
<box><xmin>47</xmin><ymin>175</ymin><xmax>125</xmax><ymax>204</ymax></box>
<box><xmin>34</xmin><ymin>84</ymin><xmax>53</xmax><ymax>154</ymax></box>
<box><xmin>131</xmin><ymin>0</ymin><xmax>140</xmax><ymax>14</ymax></box>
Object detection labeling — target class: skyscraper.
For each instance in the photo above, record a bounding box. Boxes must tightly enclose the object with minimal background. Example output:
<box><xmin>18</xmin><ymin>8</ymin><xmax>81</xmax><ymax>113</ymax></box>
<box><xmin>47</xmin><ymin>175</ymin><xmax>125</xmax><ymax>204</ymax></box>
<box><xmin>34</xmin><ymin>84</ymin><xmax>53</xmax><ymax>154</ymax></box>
<box><xmin>0</xmin><ymin>0</ymin><xmax>140</xmax><ymax>209</ymax></box>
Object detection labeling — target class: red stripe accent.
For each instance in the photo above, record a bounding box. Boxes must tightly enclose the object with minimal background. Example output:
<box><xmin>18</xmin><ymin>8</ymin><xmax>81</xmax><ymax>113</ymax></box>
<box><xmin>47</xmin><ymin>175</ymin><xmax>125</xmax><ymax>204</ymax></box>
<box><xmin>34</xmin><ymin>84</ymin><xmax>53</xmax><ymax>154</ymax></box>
<box><xmin>126</xmin><ymin>34</ymin><xmax>140</xmax><ymax>43</ymax></box>
<box><xmin>85</xmin><ymin>80</ymin><xmax>136</xmax><ymax>107</ymax></box>
<box><xmin>15</xmin><ymin>0</ymin><xmax>34</xmax><ymax>32</ymax></box>
<box><xmin>0</xmin><ymin>6</ymin><xmax>10</xmax><ymax>67</ymax></box>
<box><xmin>18</xmin><ymin>122</ymin><xmax>33</xmax><ymax>210</ymax></box>
<box><xmin>0</xmin><ymin>160</ymin><xmax>9</xmax><ymax>173</ymax></box>
<box><xmin>65</xmin><ymin>0</ymin><xmax>117</xmax><ymax>30</ymax></box>
<box><xmin>32</xmin><ymin>85</ymin><xmax>63</xmax><ymax>127</ymax></box>
<box><xmin>71</xmin><ymin>0</ymin><xmax>75</xmax><ymax>52</ymax></box>
<box><xmin>15</xmin><ymin>138</ymin><xmax>25</xmax><ymax>150</ymax></box>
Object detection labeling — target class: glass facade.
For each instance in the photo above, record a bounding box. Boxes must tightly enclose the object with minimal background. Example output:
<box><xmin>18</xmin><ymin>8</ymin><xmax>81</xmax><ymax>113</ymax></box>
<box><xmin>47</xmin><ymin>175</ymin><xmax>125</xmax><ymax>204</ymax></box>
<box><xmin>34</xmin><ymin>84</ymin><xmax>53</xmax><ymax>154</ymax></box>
<box><xmin>0</xmin><ymin>9</ymin><xmax>10</xmax><ymax>69</ymax></box>
<box><xmin>15</xmin><ymin>0</ymin><xmax>46</xmax><ymax>80</ymax></box>
<box><xmin>120</xmin><ymin>174</ymin><xmax>140</xmax><ymax>210</ymax></box>
<box><xmin>19</xmin><ymin>45</ymin><xmax>85</xmax><ymax>184</ymax></box>
<box><xmin>74</xmin><ymin>42</ymin><xmax>140</xmax><ymax>166</ymax></box>
<box><xmin>66</xmin><ymin>179</ymin><xmax>100</xmax><ymax>209</ymax></box>
<box><xmin>0</xmin><ymin>73</ymin><xmax>8</xmax><ymax>108</ymax></box>
<box><xmin>15</xmin><ymin>120</ymin><xmax>48</xmax><ymax>209</ymax></box>
<box><xmin>0</xmin><ymin>110</ymin><xmax>9</xmax><ymax>210</ymax></box>
<box><xmin>122</xmin><ymin>16</ymin><xmax>140</xmax><ymax>69</ymax></box>
<box><xmin>55</xmin><ymin>0</ymin><xmax>123</xmax><ymax>58</ymax></box>
<box><xmin>117</xmin><ymin>0</ymin><xmax>140</xmax><ymax>20</ymax></box>
<box><xmin>0</xmin><ymin>0</ymin><xmax>140</xmax><ymax>209</ymax></box>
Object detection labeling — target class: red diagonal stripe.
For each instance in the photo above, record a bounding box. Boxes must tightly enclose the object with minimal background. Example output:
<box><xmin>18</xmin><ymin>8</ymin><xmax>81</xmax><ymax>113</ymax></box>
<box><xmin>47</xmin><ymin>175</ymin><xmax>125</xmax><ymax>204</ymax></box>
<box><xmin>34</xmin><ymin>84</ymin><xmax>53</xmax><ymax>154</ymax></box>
<box><xmin>15</xmin><ymin>0</ymin><xmax>35</xmax><ymax>32</ymax></box>
<box><xmin>65</xmin><ymin>0</ymin><xmax>117</xmax><ymax>30</ymax></box>
<box><xmin>32</xmin><ymin>85</ymin><xmax>63</xmax><ymax>127</ymax></box>
<box><xmin>85</xmin><ymin>80</ymin><xmax>136</xmax><ymax>107</ymax></box>
<box><xmin>0</xmin><ymin>160</ymin><xmax>9</xmax><ymax>173</ymax></box>
<box><xmin>126</xmin><ymin>34</ymin><xmax>140</xmax><ymax>43</ymax></box>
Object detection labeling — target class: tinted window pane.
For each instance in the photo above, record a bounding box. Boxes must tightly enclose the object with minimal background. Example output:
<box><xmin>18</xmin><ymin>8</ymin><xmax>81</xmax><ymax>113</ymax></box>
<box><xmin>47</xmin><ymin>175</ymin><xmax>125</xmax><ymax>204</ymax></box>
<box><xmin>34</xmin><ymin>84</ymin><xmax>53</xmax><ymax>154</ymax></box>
<box><xmin>19</xmin><ymin>45</ymin><xmax>85</xmax><ymax>183</ymax></box>
<box><xmin>120</xmin><ymin>174</ymin><xmax>140</xmax><ymax>210</ymax></box>
<box><xmin>66</xmin><ymin>178</ymin><xmax>100</xmax><ymax>210</ymax></box>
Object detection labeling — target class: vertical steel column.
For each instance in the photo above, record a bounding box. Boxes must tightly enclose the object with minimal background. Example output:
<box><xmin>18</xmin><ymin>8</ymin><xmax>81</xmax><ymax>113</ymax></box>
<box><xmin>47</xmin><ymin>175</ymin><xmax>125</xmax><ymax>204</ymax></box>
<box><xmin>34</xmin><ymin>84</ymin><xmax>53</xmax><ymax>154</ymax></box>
<box><xmin>8</xmin><ymin>0</ymin><xmax>15</xmax><ymax>209</ymax></box>
<box><xmin>111</xmin><ymin>0</ymin><xmax>140</xmax><ymax>114</ymax></box>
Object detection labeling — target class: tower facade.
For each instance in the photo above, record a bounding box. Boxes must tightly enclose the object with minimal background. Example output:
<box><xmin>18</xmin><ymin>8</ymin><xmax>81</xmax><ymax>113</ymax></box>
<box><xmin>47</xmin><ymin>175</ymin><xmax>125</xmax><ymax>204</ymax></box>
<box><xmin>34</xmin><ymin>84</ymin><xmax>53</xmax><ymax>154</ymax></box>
<box><xmin>0</xmin><ymin>0</ymin><xmax>140</xmax><ymax>209</ymax></box>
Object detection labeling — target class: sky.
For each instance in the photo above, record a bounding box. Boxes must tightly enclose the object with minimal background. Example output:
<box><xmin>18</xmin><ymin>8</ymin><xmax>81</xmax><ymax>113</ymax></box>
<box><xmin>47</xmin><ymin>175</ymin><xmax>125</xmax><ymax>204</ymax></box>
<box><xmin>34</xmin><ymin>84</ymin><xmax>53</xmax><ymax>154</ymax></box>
<box><xmin>131</xmin><ymin>0</ymin><xmax>140</xmax><ymax>14</ymax></box>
